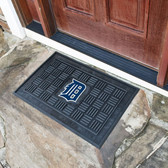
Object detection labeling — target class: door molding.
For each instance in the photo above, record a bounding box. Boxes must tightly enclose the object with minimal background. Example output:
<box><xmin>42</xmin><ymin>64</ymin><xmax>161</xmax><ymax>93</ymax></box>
<box><xmin>12</xmin><ymin>0</ymin><xmax>33</xmax><ymax>26</ymax></box>
<box><xmin>157</xmin><ymin>23</ymin><xmax>168</xmax><ymax>87</ymax></box>
<box><xmin>12</xmin><ymin>0</ymin><xmax>56</xmax><ymax>37</ymax></box>
<box><xmin>34</xmin><ymin>0</ymin><xmax>56</xmax><ymax>37</ymax></box>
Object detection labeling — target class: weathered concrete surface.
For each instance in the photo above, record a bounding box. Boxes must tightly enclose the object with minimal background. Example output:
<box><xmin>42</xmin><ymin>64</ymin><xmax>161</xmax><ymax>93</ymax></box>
<box><xmin>99</xmin><ymin>90</ymin><xmax>151</xmax><ymax>168</ymax></box>
<box><xmin>121</xmin><ymin>90</ymin><xmax>151</xmax><ymax>136</ymax></box>
<box><xmin>145</xmin><ymin>91</ymin><xmax>168</xmax><ymax>131</ymax></box>
<box><xmin>0</xmin><ymin>160</ymin><xmax>11</xmax><ymax>168</ymax></box>
<box><xmin>0</xmin><ymin>100</ymin><xmax>101</xmax><ymax>168</ymax></box>
<box><xmin>139</xmin><ymin>138</ymin><xmax>168</xmax><ymax>168</ymax></box>
<box><xmin>113</xmin><ymin>90</ymin><xmax>168</xmax><ymax>168</ymax></box>
<box><xmin>0</xmin><ymin>33</ymin><xmax>101</xmax><ymax>168</ymax></box>
<box><xmin>152</xmin><ymin>94</ymin><xmax>168</xmax><ymax>122</ymax></box>
<box><xmin>0</xmin><ymin>29</ymin><xmax>20</xmax><ymax>58</ymax></box>
<box><xmin>0</xmin><ymin>117</ymin><xmax>5</xmax><ymax>149</ymax></box>
<box><xmin>113</xmin><ymin>124</ymin><xmax>167</xmax><ymax>168</ymax></box>
<box><xmin>0</xmin><ymin>29</ymin><xmax>9</xmax><ymax>58</ymax></box>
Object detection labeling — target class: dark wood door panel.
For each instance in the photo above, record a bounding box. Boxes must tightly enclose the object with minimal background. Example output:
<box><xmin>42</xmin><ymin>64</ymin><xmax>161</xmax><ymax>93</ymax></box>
<box><xmin>64</xmin><ymin>0</ymin><xmax>94</xmax><ymax>15</ymax></box>
<box><xmin>51</xmin><ymin>0</ymin><xmax>168</xmax><ymax>70</ymax></box>
<box><xmin>26</xmin><ymin>0</ymin><xmax>40</xmax><ymax>22</ymax></box>
<box><xmin>16</xmin><ymin>0</ymin><xmax>33</xmax><ymax>25</ymax></box>
<box><xmin>106</xmin><ymin>0</ymin><xmax>149</xmax><ymax>36</ymax></box>
<box><xmin>60</xmin><ymin>14</ymin><xmax>148</xmax><ymax>66</ymax></box>
<box><xmin>109</xmin><ymin>0</ymin><xmax>139</xmax><ymax>26</ymax></box>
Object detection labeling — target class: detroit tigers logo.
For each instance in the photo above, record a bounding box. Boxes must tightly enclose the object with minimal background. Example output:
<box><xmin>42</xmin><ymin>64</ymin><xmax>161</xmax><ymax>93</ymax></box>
<box><xmin>59</xmin><ymin>79</ymin><xmax>86</xmax><ymax>102</ymax></box>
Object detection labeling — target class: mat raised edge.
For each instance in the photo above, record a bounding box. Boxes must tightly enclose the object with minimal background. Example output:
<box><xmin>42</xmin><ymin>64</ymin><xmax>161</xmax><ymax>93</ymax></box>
<box><xmin>14</xmin><ymin>52</ymin><xmax>139</xmax><ymax>148</ymax></box>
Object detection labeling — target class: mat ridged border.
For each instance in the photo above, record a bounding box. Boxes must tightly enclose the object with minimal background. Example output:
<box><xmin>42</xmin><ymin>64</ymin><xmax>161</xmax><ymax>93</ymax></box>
<box><xmin>14</xmin><ymin>52</ymin><xmax>139</xmax><ymax>148</ymax></box>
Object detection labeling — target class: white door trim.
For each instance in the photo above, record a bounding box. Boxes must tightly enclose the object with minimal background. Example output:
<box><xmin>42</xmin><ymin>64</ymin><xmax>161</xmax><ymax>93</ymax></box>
<box><xmin>25</xmin><ymin>28</ymin><xmax>168</xmax><ymax>97</ymax></box>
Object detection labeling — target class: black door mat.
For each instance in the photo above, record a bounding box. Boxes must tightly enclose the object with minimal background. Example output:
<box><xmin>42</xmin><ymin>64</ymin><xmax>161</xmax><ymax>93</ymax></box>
<box><xmin>14</xmin><ymin>52</ymin><xmax>139</xmax><ymax>148</ymax></box>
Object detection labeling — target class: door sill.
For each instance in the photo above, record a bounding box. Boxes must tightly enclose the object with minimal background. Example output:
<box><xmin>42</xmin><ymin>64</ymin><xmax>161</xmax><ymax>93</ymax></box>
<box><xmin>25</xmin><ymin>21</ymin><xmax>168</xmax><ymax>97</ymax></box>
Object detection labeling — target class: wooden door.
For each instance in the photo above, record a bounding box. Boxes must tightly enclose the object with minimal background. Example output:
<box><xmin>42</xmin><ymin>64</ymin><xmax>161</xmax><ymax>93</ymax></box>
<box><xmin>51</xmin><ymin>0</ymin><xmax>168</xmax><ymax>70</ymax></box>
<box><xmin>13</xmin><ymin>0</ymin><xmax>56</xmax><ymax>37</ymax></box>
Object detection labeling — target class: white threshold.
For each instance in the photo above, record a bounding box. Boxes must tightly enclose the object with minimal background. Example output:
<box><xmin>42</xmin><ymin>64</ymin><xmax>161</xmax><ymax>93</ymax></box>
<box><xmin>25</xmin><ymin>28</ymin><xmax>168</xmax><ymax>97</ymax></box>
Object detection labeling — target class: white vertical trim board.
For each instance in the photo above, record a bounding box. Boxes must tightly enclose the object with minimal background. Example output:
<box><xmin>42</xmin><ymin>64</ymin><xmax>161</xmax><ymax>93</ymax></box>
<box><xmin>25</xmin><ymin>28</ymin><xmax>168</xmax><ymax>97</ymax></box>
<box><xmin>0</xmin><ymin>0</ymin><xmax>26</xmax><ymax>38</ymax></box>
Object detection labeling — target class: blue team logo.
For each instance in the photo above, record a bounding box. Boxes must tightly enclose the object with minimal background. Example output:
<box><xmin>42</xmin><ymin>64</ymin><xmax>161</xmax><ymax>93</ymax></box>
<box><xmin>59</xmin><ymin>79</ymin><xmax>86</xmax><ymax>102</ymax></box>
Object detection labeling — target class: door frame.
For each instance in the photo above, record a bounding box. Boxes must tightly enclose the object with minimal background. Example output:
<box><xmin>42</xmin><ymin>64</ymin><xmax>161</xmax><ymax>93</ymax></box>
<box><xmin>12</xmin><ymin>0</ymin><xmax>56</xmax><ymax>37</ymax></box>
<box><xmin>1</xmin><ymin>0</ymin><xmax>168</xmax><ymax>89</ymax></box>
<box><xmin>157</xmin><ymin>23</ymin><xmax>168</xmax><ymax>87</ymax></box>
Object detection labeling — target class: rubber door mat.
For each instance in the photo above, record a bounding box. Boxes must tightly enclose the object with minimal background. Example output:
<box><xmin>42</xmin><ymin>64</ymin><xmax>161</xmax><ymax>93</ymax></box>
<box><xmin>14</xmin><ymin>52</ymin><xmax>139</xmax><ymax>148</ymax></box>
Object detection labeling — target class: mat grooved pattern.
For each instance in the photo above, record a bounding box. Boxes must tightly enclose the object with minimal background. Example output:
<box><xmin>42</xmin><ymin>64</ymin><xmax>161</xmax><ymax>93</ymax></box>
<box><xmin>15</xmin><ymin>53</ymin><xmax>139</xmax><ymax>148</ymax></box>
